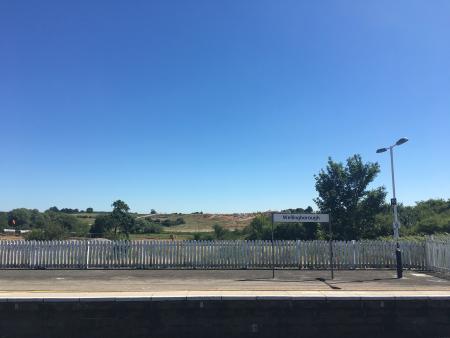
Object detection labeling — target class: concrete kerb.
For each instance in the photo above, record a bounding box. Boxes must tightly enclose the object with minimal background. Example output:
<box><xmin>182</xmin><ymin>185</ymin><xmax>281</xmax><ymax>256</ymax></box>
<box><xmin>1</xmin><ymin>291</ymin><xmax>450</xmax><ymax>302</ymax></box>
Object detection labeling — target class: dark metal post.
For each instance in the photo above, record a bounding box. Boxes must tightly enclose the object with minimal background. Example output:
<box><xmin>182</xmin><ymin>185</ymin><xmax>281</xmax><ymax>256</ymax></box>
<box><xmin>328</xmin><ymin>215</ymin><xmax>334</xmax><ymax>280</ymax></box>
<box><xmin>396</xmin><ymin>242</ymin><xmax>403</xmax><ymax>278</ymax></box>
<box><xmin>271</xmin><ymin>212</ymin><xmax>275</xmax><ymax>279</ymax></box>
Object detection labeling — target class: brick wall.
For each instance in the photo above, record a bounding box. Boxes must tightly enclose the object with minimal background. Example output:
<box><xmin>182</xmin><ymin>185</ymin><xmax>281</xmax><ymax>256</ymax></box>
<box><xmin>0</xmin><ymin>299</ymin><xmax>449</xmax><ymax>338</ymax></box>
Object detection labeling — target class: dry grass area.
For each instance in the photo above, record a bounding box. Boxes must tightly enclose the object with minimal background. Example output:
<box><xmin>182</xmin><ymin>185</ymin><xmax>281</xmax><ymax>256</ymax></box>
<box><xmin>0</xmin><ymin>234</ymin><xmax>24</xmax><ymax>241</ymax></box>
<box><xmin>141</xmin><ymin>213</ymin><xmax>256</xmax><ymax>233</ymax></box>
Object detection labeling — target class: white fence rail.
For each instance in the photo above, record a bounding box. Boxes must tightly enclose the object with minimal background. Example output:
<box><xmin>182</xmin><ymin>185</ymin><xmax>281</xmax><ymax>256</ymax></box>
<box><xmin>0</xmin><ymin>240</ymin><xmax>427</xmax><ymax>270</ymax></box>
<box><xmin>425</xmin><ymin>239</ymin><xmax>450</xmax><ymax>276</ymax></box>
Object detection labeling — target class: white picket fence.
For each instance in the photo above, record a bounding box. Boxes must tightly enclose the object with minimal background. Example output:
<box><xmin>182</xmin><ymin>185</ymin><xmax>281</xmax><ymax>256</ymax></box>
<box><xmin>425</xmin><ymin>238</ymin><xmax>450</xmax><ymax>276</ymax></box>
<box><xmin>0</xmin><ymin>239</ymin><xmax>428</xmax><ymax>270</ymax></box>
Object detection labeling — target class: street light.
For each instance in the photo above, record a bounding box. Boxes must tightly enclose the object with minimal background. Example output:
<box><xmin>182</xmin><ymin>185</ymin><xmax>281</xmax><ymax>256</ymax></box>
<box><xmin>376</xmin><ymin>137</ymin><xmax>408</xmax><ymax>279</ymax></box>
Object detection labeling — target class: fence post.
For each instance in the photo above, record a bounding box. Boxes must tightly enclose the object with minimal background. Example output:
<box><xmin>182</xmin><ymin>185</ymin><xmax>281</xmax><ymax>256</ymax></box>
<box><xmin>86</xmin><ymin>240</ymin><xmax>90</xmax><ymax>269</ymax></box>
<box><xmin>352</xmin><ymin>240</ymin><xmax>356</xmax><ymax>269</ymax></box>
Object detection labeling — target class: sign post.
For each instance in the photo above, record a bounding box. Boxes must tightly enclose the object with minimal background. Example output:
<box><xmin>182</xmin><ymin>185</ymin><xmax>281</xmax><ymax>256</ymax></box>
<box><xmin>272</xmin><ymin>213</ymin><xmax>333</xmax><ymax>279</ymax></box>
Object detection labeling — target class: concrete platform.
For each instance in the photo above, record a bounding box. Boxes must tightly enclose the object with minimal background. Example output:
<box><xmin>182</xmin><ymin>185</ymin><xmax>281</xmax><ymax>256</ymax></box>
<box><xmin>1</xmin><ymin>269</ymin><xmax>449</xmax><ymax>299</ymax></box>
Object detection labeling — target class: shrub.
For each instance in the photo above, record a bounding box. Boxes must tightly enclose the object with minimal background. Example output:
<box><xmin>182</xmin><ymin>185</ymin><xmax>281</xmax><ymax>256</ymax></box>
<box><xmin>25</xmin><ymin>224</ymin><xmax>66</xmax><ymax>240</ymax></box>
<box><xmin>175</xmin><ymin>217</ymin><xmax>185</xmax><ymax>225</ymax></box>
<box><xmin>134</xmin><ymin>219</ymin><xmax>163</xmax><ymax>234</ymax></box>
<box><xmin>213</xmin><ymin>224</ymin><xmax>228</xmax><ymax>240</ymax></box>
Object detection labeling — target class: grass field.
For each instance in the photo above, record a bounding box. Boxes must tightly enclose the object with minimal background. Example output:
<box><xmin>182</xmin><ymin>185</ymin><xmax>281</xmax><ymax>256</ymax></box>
<box><xmin>71</xmin><ymin>212</ymin><xmax>256</xmax><ymax>238</ymax></box>
<box><xmin>129</xmin><ymin>233</ymin><xmax>194</xmax><ymax>240</ymax></box>
<box><xmin>0</xmin><ymin>212</ymin><xmax>256</xmax><ymax>241</ymax></box>
<box><xmin>139</xmin><ymin>213</ymin><xmax>255</xmax><ymax>233</ymax></box>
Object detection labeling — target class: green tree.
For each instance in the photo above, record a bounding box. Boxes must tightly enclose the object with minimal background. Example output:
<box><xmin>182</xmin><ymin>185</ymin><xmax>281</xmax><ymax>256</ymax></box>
<box><xmin>314</xmin><ymin>155</ymin><xmax>387</xmax><ymax>240</ymax></box>
<box><xmin>0</xmin><ymin>212</ymin><xmax>8</xmax><ymax>230</ymax></box>
<box><xmin>134</xmin><ymin>219</ymin><xmax>162</xmax><ymax>234</ymax></box>
<box><xmin>150</xmin><ymin>209</ymin><xmax>157</xmax><ymax>214</ymax></box>
<box><xmin>245</xmin><ymin>214</ymin><xmax>272</xmax><ymax>240</ymax></box>
<box><xmin>30</xmin><ymin>209</ymin><xmax>49</xmax><ymax>228</ymax></box>
<box><xmin>86</xmin><ymin>207</ymin><xmax>94</xmax><ymax>213</ymax></box>
<box><xmin>90</xmin><ymin>214</ymin><xmax>114</xmax><ymax>237</ymax></box>
<box><xmin>110</xmin><ymin>200</ymin><xmax>135</xmax><ymax>237</ymax></box>
<box><xmin>8</xmin><ymin>209</ymin><xmax>32</xmax><ymax>228</ymax></box>
<box><xmin>213</xmin><ymin>224</ymin><xmax>228</xmax><ymax>240</ymax></box>
<box><xmin>25</xmin><ymin>223</ymin><xmax>66</xmax><ymax>240</ymax></box>
<box><xmin>175</xmin><ymin>217</ymin><xmax>185</xmax><ymax>225</ymax></box>
<box><xmin>273</xmin><ymin>223</ymin><xmax>306</xmax><ymax>240</ymax></box>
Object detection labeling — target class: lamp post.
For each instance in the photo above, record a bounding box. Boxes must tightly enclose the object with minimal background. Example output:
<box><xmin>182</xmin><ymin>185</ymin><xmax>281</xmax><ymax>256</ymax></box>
<box><xmin>376</xmin><ymin>137</ymin><xmax>408</xmax><ymax>279</ymax></box>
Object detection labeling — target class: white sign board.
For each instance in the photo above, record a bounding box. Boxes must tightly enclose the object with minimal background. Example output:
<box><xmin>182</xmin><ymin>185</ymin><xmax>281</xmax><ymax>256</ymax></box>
<box><xmin>273</xmin><ymin>213</ymin><xmax>330</xmax><ymax>223</ymax></box>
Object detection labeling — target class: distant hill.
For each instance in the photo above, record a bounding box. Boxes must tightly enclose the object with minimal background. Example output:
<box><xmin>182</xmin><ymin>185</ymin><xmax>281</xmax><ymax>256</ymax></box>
<box><xmin>137</xmin><ymin>213</ymin><xmax>256</xmax><ymax>233</ymax></box>
<box><xmin>73</xmin><ymin>212</ymin><xmax>256</xmax><ymax>234</ymax></box>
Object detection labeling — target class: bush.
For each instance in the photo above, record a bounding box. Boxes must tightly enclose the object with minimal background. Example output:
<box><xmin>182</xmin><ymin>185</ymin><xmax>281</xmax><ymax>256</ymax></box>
<box><xmin>159</xmin><ymin>218</ymin><xmax>185</xmax><ymax>227</ymax></box>
<box><xmin>175</xmin><ymin>217</ymin><xmax>185</xmax><ymax>225</ymax></box>
<box><xmin>192</xmin><ymin>232</ymin><xmax>214</xmax><ymax>240</ymax></box>
<box><xmin>25</xmin><ymin>224</ymin><xmax>66</xmax><ymax>240</ymax></box>
<box><xmin>90</xmin><ymin>214</ymin><xmax>114</xmax><ymax>237</ymax></box>
<box><xmin>134</xmin><ymin>219</ymin><xmax>163</xmax><ymax>234</ymax></box>
<box><xmin>213</xmin><ymin>224</ymin><xmax>228</xmax><ymax>240</ymax></box>
<box><xmin>161</xmin><ymin>219</ymin><xmax>172</xmax><ymax>227</ymax></box>
<box><xmin>245</xmin><ymin>214</ymin><xmax>272</xmax><ymax>240</ymax></box>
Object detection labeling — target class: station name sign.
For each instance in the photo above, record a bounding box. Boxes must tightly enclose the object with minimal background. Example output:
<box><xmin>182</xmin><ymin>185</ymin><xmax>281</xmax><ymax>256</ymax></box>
<box><xmin>273</xmin><ymin>213</ymin><xmax>330</xmax><ymax>223</ymax></box>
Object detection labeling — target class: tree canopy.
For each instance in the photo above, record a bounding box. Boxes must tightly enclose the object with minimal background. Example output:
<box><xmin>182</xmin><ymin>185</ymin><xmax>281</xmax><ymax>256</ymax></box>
<box><xmin>90</xmin><ymin>200</ymin><xmax>135</xmax><ymax>238</ymax></box>
<box><xmin>314</xmin><ymin>154</ymin><xmax>387</xmax><ymax>240</ymax></box>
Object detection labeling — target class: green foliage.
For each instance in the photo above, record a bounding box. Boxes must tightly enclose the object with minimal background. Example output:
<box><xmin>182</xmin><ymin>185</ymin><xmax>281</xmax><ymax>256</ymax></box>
<box><xmin>47</xmin><ymin>212</ymin><xmax>85</xmax><ymax>232</ymax></box>
<box><xmin>0</xmin><ymin>212</ymin><xmax>8</xmax><ymax>230</ymax></box>
<box><xmin>24</xmin><ymin>223</ymin><xmax>66</xmax><ymax>240</ymax></box>
<box><xmin>192</xmin><ymin>232</ymin><xmax>215</xmax><ymax>240</ymax></box>
<box><xmin>3</xmin><ymin>194</ymin><xmax>450</xmax><ymax>241</ymax></box>
<box><xmin>274</xmin><ymin>223</ymin><xmax>318</xmax><ymax>240</ymax></box>
<box><xmin>134</xmin><ymin>219</ymin><xmax>163</xmax><ymax>234</ymax></box>
<box><xmin>112</xmin><ymin>200</ymin><xmax>130</xmax><ymax>213</ymax></box>
<box><xmin>8</xmin><ymin>208</ymin><xmax>32</xmax><ymax>228</ymax></box>
<box><xmin>90</xmin><ymin>214</ymin><xmax>114</xmax><ymax>237</ymax></box>
<box><xmin>89</xmin><ymin>200</ymin><xmax>135</xmax><ymax>238</ymax></box>
<box><xmin>161</xmin><ymin>219</ymin><xmax>171</xmax><ymax>226</ymax></box>
<box><xmin>158</xmin><ymin>217</ymin><xmax>185</xmax><ymax>227</ymax></box>
<box><xmin>213</xmin><ymin>224</ymin><xmax>228</xmax><ymax>239</ymax></box>
<box><xmin>110</xmin><ymin>200</ymin><xmax>134</xmax><ymax>237</ymax></box>
<box><xmin>245</xmin><ymin>214</ymin><xmax>272</xmax><ymax>240</ymax></box>
<box><xmin>86</xmin><ymin>207</ymin><xmax>94</xmax><ymax>213</ymax></box>
<box><xmin>375</xmin><ymin>199</ymin><xmax>450</xmax><ymax>237</ymax></box>
<box><xmin>150</xmin><ymin>209</ymin><xmax>157</xmax><ymax>214</ymax></box>
<box><xmin>314</xmin><ymin>155</ymin><xmax>387</xmax><ymax>240</ymax></box>
<box><xmin>3</xmin><ymin>208</ymin><xmax>85</xmax><ymax>239</ymax></box>
<box><xmin>60</xmin><ymin>208</ymin><xmax>79</xmax><ymax>213</ymax></box>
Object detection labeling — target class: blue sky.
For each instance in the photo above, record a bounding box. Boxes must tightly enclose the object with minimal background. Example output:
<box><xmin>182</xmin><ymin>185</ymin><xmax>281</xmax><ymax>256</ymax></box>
<box><xmin>1</xmin><ymin>0</ymin><xmax>449</xmax><ymax>213</ymax></box>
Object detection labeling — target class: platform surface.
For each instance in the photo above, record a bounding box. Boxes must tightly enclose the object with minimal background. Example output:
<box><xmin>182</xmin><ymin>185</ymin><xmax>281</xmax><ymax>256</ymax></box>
<box><xmin>0</xmin><ymin>270</ymin><xmax>450</xmax><ymax>301</ymax></box>
<box><xmin>1</xmin><ymin>269</ymin><xmax>450</xmax><ymax>301</ymax></box>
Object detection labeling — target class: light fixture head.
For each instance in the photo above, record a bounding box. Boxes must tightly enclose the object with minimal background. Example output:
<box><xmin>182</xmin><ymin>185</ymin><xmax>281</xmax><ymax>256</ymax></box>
<box><xmin>376</xmin><ymin>148</ymin><xmax>388</xmax><ymax>153</ymax></box>
<box><xmin>396</xmin><ymin>137</ymin><xmax>409</xmax><ymax>146</ymax></box>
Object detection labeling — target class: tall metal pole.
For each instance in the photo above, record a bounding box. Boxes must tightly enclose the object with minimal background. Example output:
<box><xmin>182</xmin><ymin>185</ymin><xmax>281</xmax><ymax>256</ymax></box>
<box><xmin>389</xmin><ymin>146</ymin><xmax>403</xmax><ymax>278</ymax></box>
<box><xmin>271</xmin><ymin>213</ymin><xmax>275</xmax><ymax>279</ymax></box>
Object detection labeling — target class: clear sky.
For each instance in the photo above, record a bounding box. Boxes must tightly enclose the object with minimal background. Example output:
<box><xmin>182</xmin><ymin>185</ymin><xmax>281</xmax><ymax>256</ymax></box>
<box><xmin>1</xmin><ymin>0</ymin><xmax>449</xmax><ymax>213</ymax></box>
